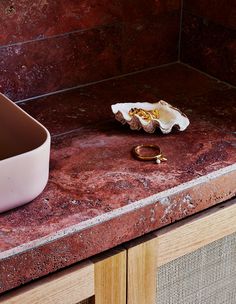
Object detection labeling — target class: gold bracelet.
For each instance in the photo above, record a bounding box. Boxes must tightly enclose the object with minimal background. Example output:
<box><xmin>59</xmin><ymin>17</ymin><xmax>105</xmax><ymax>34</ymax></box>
<box><xmin>132</xmin><ymin>144</ymin><xmax>167</xmax><ymax>164</ymax></box>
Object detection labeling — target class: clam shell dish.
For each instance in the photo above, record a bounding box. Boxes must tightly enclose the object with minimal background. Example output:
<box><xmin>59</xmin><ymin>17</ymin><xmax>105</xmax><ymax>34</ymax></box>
<box><xmin>111</xmin><ymin>100</ymin><xmax>190</xmax><ymax>134</ymax></box>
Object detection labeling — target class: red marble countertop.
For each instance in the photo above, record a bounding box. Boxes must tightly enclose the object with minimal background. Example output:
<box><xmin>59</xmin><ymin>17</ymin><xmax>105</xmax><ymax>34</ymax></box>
<box><xmin>0</xmin><ymin>63</ymin><xmax>235</xmax><ymax>293</ymax></box>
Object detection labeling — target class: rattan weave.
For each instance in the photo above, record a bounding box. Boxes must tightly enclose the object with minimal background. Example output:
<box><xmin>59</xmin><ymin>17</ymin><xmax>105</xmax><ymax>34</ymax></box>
<box><xmin>157</xmin><ymin>232</ymin><xmax>236</xmax><ymax>304</ymax></box>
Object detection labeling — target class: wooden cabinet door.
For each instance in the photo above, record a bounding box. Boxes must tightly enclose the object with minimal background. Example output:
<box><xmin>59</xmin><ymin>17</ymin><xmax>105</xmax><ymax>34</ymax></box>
<box><xmin>0</xmin><ymin>248</ymin><xmax>126</xmax><ymax>304</ymax></box>
<box><xmin>126</xmin><ymin>199</ymin><xmax>236</xmax><ymax>304</ymax></box>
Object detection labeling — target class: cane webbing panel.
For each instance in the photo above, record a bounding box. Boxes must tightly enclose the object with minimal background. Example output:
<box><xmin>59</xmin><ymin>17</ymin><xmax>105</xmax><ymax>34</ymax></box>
<box><xmin>157</xmin><ymin>232</ymin><xmax>236</xmax><ymax>304</ymax></box>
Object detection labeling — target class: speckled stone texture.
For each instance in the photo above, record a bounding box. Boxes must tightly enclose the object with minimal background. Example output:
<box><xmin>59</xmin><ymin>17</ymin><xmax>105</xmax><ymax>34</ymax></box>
<box><xmin>0</xmin><ymin>0</ymin><xmax>122</xmax><ymax>45</ymax></box>
<box><xmin>181</xmin><ymin>0</ymin><xmax>236</xmax><ymax>85</ymax></box>
<box><xmin>184</xmin><ymin>0</ymin><xmax>236</xmax><ymax>30</ymax></box>
<box><xmin>0</xmin><ymin>63</ymin><xmax>235</xmax><ymax>293</ymax></box>
<box><xmin>0</xmin><ymin>24</ymin><xmax>122</xmax><ymax>101</ymax></box>
<box><xmin>0</xmin><ymin>0</ymin><xmax>181</xmax><ymax>101</ymax></box>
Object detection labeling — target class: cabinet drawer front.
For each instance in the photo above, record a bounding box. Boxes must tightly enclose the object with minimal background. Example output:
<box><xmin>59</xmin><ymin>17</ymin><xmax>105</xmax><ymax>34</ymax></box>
<box><xmin>126</xmin><ymin>199</ymin><xmax>236</xmax><ymax>304</ymax></box>
<box><xmin>0</xmin><ymin>261</ymin><xmax>94</xmax><ymax>304</ymax></box>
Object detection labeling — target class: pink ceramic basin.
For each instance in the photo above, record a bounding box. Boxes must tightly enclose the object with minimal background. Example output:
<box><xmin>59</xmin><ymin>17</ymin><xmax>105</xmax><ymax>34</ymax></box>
<box><xmin>0</xmin><ymin>94</ymin><xmax>51</xmax><ymax>213</ymax></box>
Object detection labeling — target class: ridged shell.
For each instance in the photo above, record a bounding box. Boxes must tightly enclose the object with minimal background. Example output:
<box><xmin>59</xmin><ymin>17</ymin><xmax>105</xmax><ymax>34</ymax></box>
<box><xmin>111</xmin><ymin>100</ymin><xmax>190</xmax><ymax>134</ymax></box>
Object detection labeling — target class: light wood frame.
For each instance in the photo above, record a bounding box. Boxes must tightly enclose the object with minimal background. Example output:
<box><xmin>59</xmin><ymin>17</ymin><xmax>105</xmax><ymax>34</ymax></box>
<box><xmin>126</xmin><ymin>199</ymin><xmax>236</xmax><ymax>304</ymax></box>
<box><xmin>125</xmin><ymin>235</ymin><xmax>157</xmax><ymax>304</ymax></box>
<box><xmin>0</xmin><ymin>248</ymin><xmax>126</xmax><ymax>304</ymax></box>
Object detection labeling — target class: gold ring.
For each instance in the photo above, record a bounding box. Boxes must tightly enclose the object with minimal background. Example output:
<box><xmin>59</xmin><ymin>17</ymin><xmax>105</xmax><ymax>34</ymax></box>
<box><xmin>132</xmin><ymin>144</ymin><xmax>167</xmax><ymax>164</ymax></box>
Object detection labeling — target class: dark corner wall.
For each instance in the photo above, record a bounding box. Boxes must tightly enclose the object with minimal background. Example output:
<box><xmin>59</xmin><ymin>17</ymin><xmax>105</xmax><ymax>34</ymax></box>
<box><xmin>0</xmin><ymin>0</ymin><xmax>181</xmax><ymax>101</ymax></box>
<box><xmin>181</xmin><ymin>0</ymin><xmax>236</xmax><ymax>86</ymax></box>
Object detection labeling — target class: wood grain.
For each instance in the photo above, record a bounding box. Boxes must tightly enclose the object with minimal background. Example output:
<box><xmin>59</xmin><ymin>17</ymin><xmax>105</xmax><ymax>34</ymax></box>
<box><xmin>154</xmin><ymin>199</ymin><xmax>236</xmax><ymax>266</ymax></box>
<box><xmin>93</xmin><ymin>249</ymin><xmax>126</xmax><ymax>304</ymax></box>
<box><xmin>126</xmin><ymin>236</ymin><xmax>157</xmax><ymax>304</ymax></box>
<box><xmin>0</xmin><ymin>261</ymin><xmax>94</xmax><ymax>304</ymax></box>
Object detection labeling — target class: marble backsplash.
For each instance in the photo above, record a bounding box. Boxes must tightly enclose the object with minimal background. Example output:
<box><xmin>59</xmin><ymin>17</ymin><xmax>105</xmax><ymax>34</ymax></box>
<box><xmin>1</xmin><ymin>0</ymin><xmax>235</xmax><ymax>101</ymax></box>
<box><xmin>0</xmin><ymin>0</ymin><xmax>181</xmax><ymax>101</ymax></box>
<box><xmin>181</xmin><ymin>0</ymin><xmax>236</xmax><ymax>86</ymax></box>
